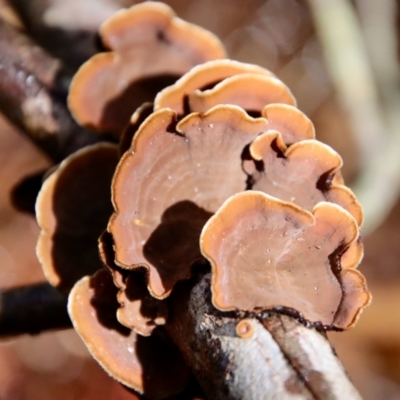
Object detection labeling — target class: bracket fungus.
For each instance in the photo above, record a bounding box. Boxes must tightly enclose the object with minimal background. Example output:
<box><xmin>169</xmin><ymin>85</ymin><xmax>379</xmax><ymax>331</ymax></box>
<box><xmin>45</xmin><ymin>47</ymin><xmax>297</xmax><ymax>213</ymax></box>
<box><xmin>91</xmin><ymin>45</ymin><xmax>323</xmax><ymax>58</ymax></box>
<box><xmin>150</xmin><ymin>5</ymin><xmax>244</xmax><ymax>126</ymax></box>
<box><xmin>109</xmin><ymin>105</ymin><xmax>269</xmax><ymax>298</ymax></box>
<box><xmin>68</xmin><ymin>269</ymin><xmax>192</xmax><ymax>398</ymax></box>
<box><xmin>109</xmin><ymin>99</ymin><xmax>362</xmax><ymax>300</ymax></box>
<box><xmin>261</xmin><ymin>104</ymin><xmax>315</xmax><ymax>144</ymax></box>
<box><xmin>32</xmin><ymin>4</ymin><xmax>371</xmax><ymax>396</ymax></box>
<box><xmin>200</xmin><ymin>192</ymin><xmax>371</xmax><ymax>329</ymax></box>
<box><xmin>68</xmin><ymin>2</ymin><xmax>226</xmax><ymax>134</ymax></box>
<box><xmin>246</xmin><ymin>131</ymin><xmax>363</xmax><ymax>226</ymax></box>
<box><xmin>154</xmin><ymin>59</ymin><xmax>275</xmax><ymax>114</ymax></box>
<box><xmin>187</xmin><ymin>73</ymin><xmax>296</xmax><ymax>115</ymax></box>
<box><xmin>115</xmin><ymin>271</ymin><xmax>168</xmax><ymax>337</ymax></box>
<box><xmin>98</xmin><ymin>231</ymin><xmax>168</xmax><ymax>337</ymax></box>
<box><xmin>236</xmin><ymin>319</ymin><xmax>255</xmax><ymax>339</ymax></box>
<box><xmin>36</xmin><ymin>143</ymin><xmax>119</xmax><ymax>292</ymax></box>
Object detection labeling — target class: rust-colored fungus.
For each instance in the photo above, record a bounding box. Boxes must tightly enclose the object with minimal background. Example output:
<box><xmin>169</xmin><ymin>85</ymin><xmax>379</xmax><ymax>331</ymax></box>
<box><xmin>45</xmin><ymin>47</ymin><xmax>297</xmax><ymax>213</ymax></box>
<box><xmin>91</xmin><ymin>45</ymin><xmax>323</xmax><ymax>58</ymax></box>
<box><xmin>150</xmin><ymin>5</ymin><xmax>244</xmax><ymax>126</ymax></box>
<box><xmin>236</xmin><ymin>319</ymin><xmax>255</xmax><ymax>339</ymax></box>
<box><xmin>68</xmin><ymin>2</ymin><xmax>226</xmax><ymax>134</ymax></box>
<box><xmin>98</xmin><ymin>231</ymin><xmax>126</xmax><ymax>288</ymax></box>
<box><xmin>200</xmin><ymin>192</ymin><xmax>370</xmax><ymax>329</ymax></box>
<box><xmin>187</xmin><ymin>73</ymin><xmax>296</xmax><ymax>114</ymax></box>
<box><xmin>341</xmin><ymin>236</ymin><xmax>364</xmax><ymax>270</ymax></box>
<box><xmin>261</xmin><ymin>104</ymin><xmax>346</xmax><ymax>183</ymax></box>
<box><xmin>261</xmin><ymin>104</ymin><xmax>315</xmax><ymax>144</ymax></box>
<box><xmin>154</xmin><ymin>59</ymin><xmax>274</xmax><ymax>114</ymax></box>
<box><xmin>116</xmin><ymin>273</ymin><xmax>168</xmax><ymax>336</ymax></box>
<box><xmin>109</xmin><ymin>105</ymin><xmax>269</xmax><ymax>298</ymax></box>
<box><xmin>98</xmin><ymin>231</ymin><xmax>168</xmax><ymax>336</ymax></box>
<box><xmin>246</xmin><ymin>131</ymin><xmax>363</xmax><ymax>226</ymax></box>
<box><xmin>68</xmin><ymin>269</ymin><xmax>191</xmax><ymax>398</ymax></box>
<box><xmin>36</xmin><ymin>144</ymin><xmax>119</xmax><ymax>292</ymax></box>
<box><xmin>333</xmin><ymin>269</ymin><xmax>371</xmax><ymax>328</ymax></box>
<box><xmin>31</xmin><ymin>3</ymin><xmax>371</xmax><ymax>398</ymax></box>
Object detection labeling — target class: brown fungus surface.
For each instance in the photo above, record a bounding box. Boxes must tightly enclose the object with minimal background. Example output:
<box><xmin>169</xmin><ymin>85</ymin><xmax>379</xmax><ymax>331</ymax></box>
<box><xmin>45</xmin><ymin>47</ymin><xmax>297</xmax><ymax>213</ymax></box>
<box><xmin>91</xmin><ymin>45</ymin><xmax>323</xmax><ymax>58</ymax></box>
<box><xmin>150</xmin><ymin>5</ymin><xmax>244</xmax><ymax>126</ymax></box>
<box><xmin>341</xmin><ymin>235</ymin><xmax>364</xmax><ymax>270</ymax></box>
<box><xmin>154</xmin><ymin>59</ymin><xmax>274</xmax><ymax>114</ymax></box>
<box><xmin>236</xmin><ymin>319</ymin><xmax>255</xmax><ymax>339</ymax></box>
<box><xmin>261</xmin><ymin>104</ymin><xmax>315</xmax><ymax>144</ymax></box>
<box><xmin>116</xmin><ymin>272</ymin><xmax>168</xmax><ymax>336</ymax></box>
<box><xmin>246</xmin><ymin>131</ymin><xmax>363</xmax><ymax>226</ymax></box>
<box><xmin>200</xmin><ymin>192</ymin><xmax>370</xmax><ymax>329</ymax></box>
<box><xmin>68</xmin><ymin>2</ymin><xmax>226</xmax><ymax>134</ymax></box>
<box><xmin>68</xmin><ymin>269</ymin><xmax>191</xmax><ymax>398</ymax></box>
<box><xmin>187</xmin><ymin>73</ymin><xmax>296</xmax><ymax>114</ymax></box>
<box><xmin>109</xmin><ymin>105</ymin><xmax>269</xmax><ymax>298</ymax></box>
<box><xmin>333</xmin><ymin>269</ymin><xmax>371</xmax><ymax>328</ymax></box>
<box><xmin>98</xmin><ymin>231</ymin><xmax>168</xmax><ymax>336</ymax></box>
<box><xmin>36</xmin><ymin>143</ymin><xmax>119</xmax><ymax>292</ymax></box>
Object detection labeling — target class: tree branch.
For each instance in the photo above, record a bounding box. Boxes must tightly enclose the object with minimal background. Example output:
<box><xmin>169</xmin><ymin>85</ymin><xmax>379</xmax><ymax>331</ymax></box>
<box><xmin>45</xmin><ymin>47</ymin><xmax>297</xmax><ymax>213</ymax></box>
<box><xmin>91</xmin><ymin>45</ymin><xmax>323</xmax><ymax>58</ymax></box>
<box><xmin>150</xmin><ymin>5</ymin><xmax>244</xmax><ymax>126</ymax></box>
<box><xmin>166</xmin><ymin>272</ymin><xmax>362</xmax><ymax>400</ymax></box>
<box><xmin>0</xmin><ymin>17</ymin><xmax>105</xmax><ymax>161</ymax></box>
<box><xmin>0</xmin><ymin>282</ymin><xmax>71</xmax><ymax>337</ymax></box>
<box><xmin>0</xmin><ymin>276</ymin><xmax>362</xmax><ymax>399</ymax></box>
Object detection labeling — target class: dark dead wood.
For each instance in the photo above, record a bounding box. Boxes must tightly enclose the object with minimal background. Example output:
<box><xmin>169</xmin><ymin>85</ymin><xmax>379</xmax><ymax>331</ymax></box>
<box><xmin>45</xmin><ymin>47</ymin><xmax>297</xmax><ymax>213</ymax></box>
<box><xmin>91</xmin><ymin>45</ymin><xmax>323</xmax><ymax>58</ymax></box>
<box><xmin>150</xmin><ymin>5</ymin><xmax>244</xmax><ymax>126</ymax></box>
<box><xmin>0</xmin><ymin>282</ymin><xmax>71</xmax><ymax>337</ymax></box>
<box><xmin>0</xmin><ymin>17</ymin><xmax>104</xmax><ymax>161</ymax></box>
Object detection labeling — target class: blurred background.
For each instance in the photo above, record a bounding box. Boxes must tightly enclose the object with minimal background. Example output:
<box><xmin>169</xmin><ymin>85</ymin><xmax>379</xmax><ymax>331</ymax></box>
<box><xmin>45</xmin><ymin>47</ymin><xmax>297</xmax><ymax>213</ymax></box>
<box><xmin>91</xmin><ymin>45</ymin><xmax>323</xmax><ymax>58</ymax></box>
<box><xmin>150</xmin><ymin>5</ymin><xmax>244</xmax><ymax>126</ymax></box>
<box><xmin>0</xmin><ymin>0</ymin><xmax>399</xmax><ymax>399</ymax></box>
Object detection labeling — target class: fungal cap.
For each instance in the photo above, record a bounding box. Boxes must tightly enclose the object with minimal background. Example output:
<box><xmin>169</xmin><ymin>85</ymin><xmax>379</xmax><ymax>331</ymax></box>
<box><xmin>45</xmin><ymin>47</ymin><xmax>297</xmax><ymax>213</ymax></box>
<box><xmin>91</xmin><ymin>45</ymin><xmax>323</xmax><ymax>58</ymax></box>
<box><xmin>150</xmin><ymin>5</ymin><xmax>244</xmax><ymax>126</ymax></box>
<box><xmin>116</xmin><ymin>273</ymin><xmax>168</xmax><ymax>336</ymax></box>
<box><xmin>333</xmin><ymin>269</ymin><xmax>372</xmax><ymax>328</ymax></box>
<box><xmin>201</xmin><ymin>191</ymin><xmax>370</xmax><ymax>329</ymax></box>
<box><xmin>98</xmin><ymin>231</ymin><xmax>167</xmax><ymax>336</ymax></box>
<box><xmin>68</xmin><ymin>272</ymin><xmax>145</xmax><ymax>392</ymax></box>
<box><xmin>261</xmin><ymin>104</ymin><xmax>315</xmax><ymax>144</ymax></box>
<box><xmin>247</xmin><ymin>131</ymin><xmax>363</xmax><ymax>225</ymax></box>
<box><xmin>188</xmin><ymin>73</ymin><xmax>296</xmax><ymax>114</ymax></box>
<box><xmin>236</xmin><ymin>319</ymin><xmax>255</xmax><ymax>339</ymax></box>
<box><xmin>109</xmin><ymin>105</ymin><xmax>269</xmax><ymax>298</ymax></box>
<box><xmin>68</xmin><ymin>2</ymin><xmax>226</xmax><ymax>133</ymax></box>
<box><xmin>36</xmin><ymin>143</ymin><xmax>118</xmax><ymax>292</ymax></box>
<box><xmin>68</xmin><ymin>269</ymin><xmax>190</xmax><ymax>398</ymax></box>
<box><xmin>100</xmin><ymin>2</ymin><xmax>225</xmax><ymax>57</ymax></box>
<box><xmin>154</xmin><ymin>59</ymin><xmax>275</xmax><ymax>113</ymax></box>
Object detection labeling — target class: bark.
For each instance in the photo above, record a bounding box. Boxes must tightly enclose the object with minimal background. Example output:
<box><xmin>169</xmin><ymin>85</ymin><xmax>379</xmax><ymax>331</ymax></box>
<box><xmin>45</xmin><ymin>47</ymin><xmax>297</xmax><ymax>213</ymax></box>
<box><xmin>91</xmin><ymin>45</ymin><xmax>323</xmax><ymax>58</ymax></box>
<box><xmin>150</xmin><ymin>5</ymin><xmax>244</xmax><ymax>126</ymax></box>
<box><xmin>0</xmin><ymin>17</ymin><xmax>104</xmax><ymax>161</ymax></box>
<box><xmin>166</xmin><ymin>272</ymin><xmax>362</xmax><ymax>400</ymax></box>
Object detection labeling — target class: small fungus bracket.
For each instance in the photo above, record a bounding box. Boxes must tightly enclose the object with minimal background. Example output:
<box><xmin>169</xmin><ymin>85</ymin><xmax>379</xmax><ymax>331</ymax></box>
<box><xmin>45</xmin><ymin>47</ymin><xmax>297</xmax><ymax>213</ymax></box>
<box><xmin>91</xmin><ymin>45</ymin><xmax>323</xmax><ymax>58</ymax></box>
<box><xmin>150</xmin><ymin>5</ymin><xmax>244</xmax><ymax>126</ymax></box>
<box><xmin>98</xmin><ymin>231</ymin><xmax>168</xmax><ymax>336</ymax></box>
<box><xmin>187</xmin><ymin>73</ymin><xmax>296</xmax><ymax>114</ymax></box>
<box><xmin>68</xmin><ymin>2</ymin><xmax>226</xmax><ymax>134</ymax></box>
<box><xmin>36</xmin><ymin>143</ymin><xmax>119</xmax><ymax>292</ymax></box>
<box><xmin>261</xmin><ymin>104</ymin><xmax>315</xmax><ymax>144</ymax></box>
<box><xmin>246</xmin><ymin>131</ymin><xmax>363</xmax><ymax>226</ymax></box>
<box><xmin>200</xmin><ymin>191</ymin><xmax>370</xmax><ymax>329</ymax></box>
<box><xmin>68</xmin><ymin>269</ymin><xmax>191</xmax><ymax>398</ymax></box>
<box><xmin>154</xmin><ymin>59</ymin><xmax>275</xmax><ymax>114</ymax></box>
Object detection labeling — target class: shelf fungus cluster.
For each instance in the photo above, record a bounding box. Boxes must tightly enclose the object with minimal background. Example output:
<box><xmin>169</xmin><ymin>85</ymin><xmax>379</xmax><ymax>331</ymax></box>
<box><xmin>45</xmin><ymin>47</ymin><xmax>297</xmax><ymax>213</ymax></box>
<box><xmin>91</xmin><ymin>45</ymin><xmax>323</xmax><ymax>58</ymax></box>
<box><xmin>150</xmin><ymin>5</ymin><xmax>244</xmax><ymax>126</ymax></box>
<box><xmin>35</xmin><ymin>2</ymin><xmax>371</xmax><ymax>399</ymax></box>
<box><xmin>67</xmin><ymin>1</ymin><xmax>226</xmax><ymax>134</ymax></box>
